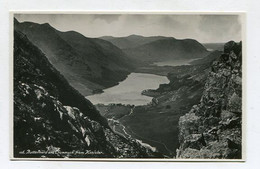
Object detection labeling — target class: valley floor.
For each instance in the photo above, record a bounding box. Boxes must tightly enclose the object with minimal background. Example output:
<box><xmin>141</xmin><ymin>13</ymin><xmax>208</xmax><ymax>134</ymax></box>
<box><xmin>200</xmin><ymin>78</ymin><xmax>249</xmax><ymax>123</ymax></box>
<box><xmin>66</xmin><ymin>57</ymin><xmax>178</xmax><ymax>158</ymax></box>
<box><xmin>95</xmin><ymin>63</ymin><xmax>210</xmax><ymax>157</ymax></box>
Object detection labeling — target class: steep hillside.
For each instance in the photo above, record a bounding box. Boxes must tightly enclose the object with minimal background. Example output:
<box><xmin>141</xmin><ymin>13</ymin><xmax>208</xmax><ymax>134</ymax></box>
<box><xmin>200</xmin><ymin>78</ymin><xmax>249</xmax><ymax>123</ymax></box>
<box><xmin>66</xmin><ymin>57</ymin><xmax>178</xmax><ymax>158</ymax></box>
<box><xmin>190</xmin><ymin>50</ymin><xmax>222</xmax><ymax>65</ymax></box>
<box><xmin>13</xmin><ymin>30</ymin><xmax>161</xmax><ymax>158</ymax></box>
<box><xmin>14</xmin><ymin>19</ymin><xmax>133</xmax><ymax>96</ymax></box>
<box><xmin>100</xmin><ymin>34</ymin><xmax>167</xmax><ymax>49</ymax></box>
<box><xmin>123</xmin><ymin>38</ymin><xmax>209</xmax><ymax>63</ymax></box>
<box><xmin>177</xmin><ymin>41</ymin><xmax>242</xmax><ymax>159</ymax></box>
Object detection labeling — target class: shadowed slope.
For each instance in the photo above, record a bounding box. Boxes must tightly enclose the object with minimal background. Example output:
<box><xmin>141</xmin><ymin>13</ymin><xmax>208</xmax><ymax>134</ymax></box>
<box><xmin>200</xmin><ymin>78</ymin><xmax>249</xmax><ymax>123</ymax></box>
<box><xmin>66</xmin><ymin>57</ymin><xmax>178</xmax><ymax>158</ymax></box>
<box><xmin>14</xmin><ymin>19</ymin><xmax>133</xmax><ymax>96</ymax></box>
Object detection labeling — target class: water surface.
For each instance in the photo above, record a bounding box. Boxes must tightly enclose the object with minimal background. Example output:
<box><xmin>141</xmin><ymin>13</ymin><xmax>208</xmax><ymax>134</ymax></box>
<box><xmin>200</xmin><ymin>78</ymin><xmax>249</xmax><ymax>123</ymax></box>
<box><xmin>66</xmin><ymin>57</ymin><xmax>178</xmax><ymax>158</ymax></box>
<box><xmin>153</xmin><ymin>58</ymin><xmax>202</xmax><ymax>66</ymax></box>
<box><xmin>86</xmin><ymin>73</ymin><xmax>169</xmax><ymax>106</ymax></box>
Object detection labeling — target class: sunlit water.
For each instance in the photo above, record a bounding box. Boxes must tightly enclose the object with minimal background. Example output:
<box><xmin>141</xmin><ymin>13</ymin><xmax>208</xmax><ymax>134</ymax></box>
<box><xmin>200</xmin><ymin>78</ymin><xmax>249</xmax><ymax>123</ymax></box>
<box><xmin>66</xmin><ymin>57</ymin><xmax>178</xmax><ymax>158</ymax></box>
<box><xmin>153</xmin><ymin>58</ymin><xmax>202</xmax><ymax>66</ymax></box>
<box><xmin>86</xmin><ymin>73</ymin><xmax>169</xmax><ymax>106</ymax></box>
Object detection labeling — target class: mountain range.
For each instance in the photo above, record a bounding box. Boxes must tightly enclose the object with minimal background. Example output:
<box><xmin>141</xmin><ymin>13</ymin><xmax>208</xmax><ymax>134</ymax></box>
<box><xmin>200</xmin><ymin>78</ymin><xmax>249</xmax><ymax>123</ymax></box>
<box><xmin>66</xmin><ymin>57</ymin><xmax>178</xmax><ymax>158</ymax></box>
<box><xmin>14</xmin><ymin>19</ymin><xmax>133</xmax><ymax>96</ymax></box>
<box><xmin>123</xmin><ymin>37</ymin><xmax>209</xmax><ymax>63</ymax></box>
<box><xmin>101</xmin><ymin>35</ymin><xmax>209</xmax><ymax>63</ymax></box>
<box><xmin>15</xmin><ymin>19</ymin><xmax>212</xmax><ymax>95</ymax></box>
<box><xmin>100</xmin><ymin>34</ymin><xmax>168</xmax><ymax>49</ymax></box>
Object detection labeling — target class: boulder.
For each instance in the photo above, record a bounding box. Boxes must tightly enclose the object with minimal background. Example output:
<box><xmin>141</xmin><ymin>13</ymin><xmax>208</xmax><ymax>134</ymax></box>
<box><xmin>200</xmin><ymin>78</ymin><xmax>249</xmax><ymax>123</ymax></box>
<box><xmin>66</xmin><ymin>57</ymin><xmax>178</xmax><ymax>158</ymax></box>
<box><xmin>228</xmin><ymin>92</ymin><xmax>242</xmax><ymax>114</ymax></box>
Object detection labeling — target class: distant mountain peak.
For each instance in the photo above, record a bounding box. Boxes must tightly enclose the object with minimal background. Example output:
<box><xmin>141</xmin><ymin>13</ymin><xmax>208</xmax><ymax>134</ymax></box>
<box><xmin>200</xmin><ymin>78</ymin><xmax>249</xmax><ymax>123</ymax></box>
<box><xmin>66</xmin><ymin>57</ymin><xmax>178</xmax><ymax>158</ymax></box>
<box><xmin>40</xmin><ymin>22</ymin><xmax>52</xmax><ymax>28</ymax></box>
<box><xmin>127</xmin><ymin>34</ymin><xmax>144</xmax><ymax>38</ymax></box>
<box><xmin>14</xmin><ymin>17</ymin><xmax>19</xmax><ymax>24</ymax></box>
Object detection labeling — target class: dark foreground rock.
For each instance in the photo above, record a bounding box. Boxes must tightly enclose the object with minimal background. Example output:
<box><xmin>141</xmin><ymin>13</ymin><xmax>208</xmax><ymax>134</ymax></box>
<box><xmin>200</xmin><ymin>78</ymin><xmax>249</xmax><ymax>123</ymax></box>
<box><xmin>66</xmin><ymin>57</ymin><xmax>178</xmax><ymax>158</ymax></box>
<box><xmin>177</xmin><ymin>41</ymin><xmax>242</xmax><ymax>159</ymax></box>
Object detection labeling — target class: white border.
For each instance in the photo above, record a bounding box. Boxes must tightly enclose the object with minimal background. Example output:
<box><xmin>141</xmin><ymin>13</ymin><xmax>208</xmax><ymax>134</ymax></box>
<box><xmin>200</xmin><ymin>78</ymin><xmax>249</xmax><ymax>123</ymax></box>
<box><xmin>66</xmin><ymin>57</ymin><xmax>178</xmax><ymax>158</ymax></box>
<box><xmin>9</xmin><ymin>11</ymin><xmax>246</xmax><ymax>162</ymax></box>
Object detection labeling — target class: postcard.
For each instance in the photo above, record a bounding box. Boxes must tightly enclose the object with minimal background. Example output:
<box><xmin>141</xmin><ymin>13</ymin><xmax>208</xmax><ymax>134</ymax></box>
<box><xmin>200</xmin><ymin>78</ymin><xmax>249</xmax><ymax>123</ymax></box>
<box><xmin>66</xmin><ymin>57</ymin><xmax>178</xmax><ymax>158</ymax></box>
<box><xmin>10</xmin><ymin>12</ymin><xmax>245</xmax><ymax>161</ymax></box>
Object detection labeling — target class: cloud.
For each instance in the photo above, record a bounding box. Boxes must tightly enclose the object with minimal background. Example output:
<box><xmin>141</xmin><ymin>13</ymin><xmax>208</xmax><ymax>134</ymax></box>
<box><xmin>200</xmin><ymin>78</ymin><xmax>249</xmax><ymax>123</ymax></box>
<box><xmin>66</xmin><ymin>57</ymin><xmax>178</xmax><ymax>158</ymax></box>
<box><xmin>14</xmin><ymin>14</ymin><xmax>242</xmax><ymax>43</ymax></box>
<box><xmin>198</xmin><ymin>15</ymin><xmax>241</xmax><ymax>42</ymax></box>
<box><xmin>93</xmin><ymin>14</ymin><xmax>121</xmax><ymax>24</ymax></box>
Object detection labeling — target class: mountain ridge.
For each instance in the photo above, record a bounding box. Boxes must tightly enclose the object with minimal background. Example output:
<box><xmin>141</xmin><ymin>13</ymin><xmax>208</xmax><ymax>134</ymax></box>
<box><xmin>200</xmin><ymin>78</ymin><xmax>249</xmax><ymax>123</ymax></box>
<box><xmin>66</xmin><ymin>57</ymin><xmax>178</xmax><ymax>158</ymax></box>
<box><xmin>14</xmin><ymin>18</ymin><xmax>133</xmax><ymax>96</ymax></box>
<box><xmin>123</xmin><ymin>37</ymin><xmax>209</xmax><ymax>63</ymax></box>
<box><xmin>100</xmin><ymin>34</ymin><xmax>168</xmax><ymax>49</ymax></box>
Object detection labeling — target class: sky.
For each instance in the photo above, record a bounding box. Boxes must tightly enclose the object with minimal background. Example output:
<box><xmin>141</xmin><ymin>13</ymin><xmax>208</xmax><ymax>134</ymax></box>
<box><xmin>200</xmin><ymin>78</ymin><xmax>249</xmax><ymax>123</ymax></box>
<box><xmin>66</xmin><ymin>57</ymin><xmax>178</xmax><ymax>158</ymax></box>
<box><xmin>14</xmin><ymin>14</ymin><xmax>242</xmax><ymax>43</ymax></box>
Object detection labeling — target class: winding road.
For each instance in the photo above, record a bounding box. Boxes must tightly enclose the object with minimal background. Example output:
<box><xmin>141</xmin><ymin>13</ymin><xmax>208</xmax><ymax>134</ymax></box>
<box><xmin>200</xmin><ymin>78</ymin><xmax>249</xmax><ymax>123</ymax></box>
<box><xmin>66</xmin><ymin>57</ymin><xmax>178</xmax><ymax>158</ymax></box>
<box><xmin>108</xmin><ymin>107</ymin><xmax>173</xmax><ymax>156</ymax></box>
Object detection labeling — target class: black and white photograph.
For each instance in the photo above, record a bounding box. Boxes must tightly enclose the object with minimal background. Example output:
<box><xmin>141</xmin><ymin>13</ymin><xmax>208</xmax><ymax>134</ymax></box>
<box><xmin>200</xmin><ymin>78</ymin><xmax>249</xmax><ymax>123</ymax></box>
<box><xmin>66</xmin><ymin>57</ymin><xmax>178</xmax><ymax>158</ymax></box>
<box><xmin>11</xmin><ymin>13</ymin><xmax>244</xmax><ymax>160</ymax></box>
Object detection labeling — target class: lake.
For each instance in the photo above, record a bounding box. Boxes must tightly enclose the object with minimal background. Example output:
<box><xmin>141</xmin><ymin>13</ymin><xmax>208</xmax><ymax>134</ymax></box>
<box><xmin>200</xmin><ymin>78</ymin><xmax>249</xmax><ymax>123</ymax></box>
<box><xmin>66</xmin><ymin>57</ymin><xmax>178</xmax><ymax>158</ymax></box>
<box><xmin>153</xmin><ymin>58</ymin><xmax>202</xmax><ymax>66</ymax></box>
<box><xmin>86</xmin><ymin>73</ymin><xmax>169</xmax><ymax>106</ymax></box>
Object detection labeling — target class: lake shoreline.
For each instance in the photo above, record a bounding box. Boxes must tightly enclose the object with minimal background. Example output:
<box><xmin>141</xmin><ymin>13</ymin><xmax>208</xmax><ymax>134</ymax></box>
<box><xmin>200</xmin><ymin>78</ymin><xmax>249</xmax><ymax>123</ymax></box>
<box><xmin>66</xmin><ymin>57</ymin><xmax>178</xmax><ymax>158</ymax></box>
<box><xmin>86</xmin><ymin>72</ymin><xmax>170</xmax><ymax>106</ymax></box>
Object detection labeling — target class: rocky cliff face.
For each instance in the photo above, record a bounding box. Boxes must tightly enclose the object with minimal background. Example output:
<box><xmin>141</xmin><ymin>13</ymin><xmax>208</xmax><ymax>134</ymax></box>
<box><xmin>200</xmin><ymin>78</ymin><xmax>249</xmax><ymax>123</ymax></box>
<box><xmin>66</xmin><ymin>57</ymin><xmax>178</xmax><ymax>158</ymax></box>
<box><xmin>13</xmin><ymin>30</ymin><xmax>160</xmax><ymax>158</ymax></box>
<box><xmin>177</xmin><ymin>41</ymin><xmax>242</xmax><ymax>159</ymax></box>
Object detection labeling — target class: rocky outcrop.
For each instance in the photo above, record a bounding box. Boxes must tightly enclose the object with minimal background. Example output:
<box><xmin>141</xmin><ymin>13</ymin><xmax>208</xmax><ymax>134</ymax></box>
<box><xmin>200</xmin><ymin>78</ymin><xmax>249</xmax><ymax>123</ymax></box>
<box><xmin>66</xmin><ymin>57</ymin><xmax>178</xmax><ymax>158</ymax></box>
<box><xmin>177</xmin><ymin>41</ymin><xmax>242</xmax><ymax>159</ymax></box>
<box><xmin>13</xmin><ymin>30</ymin><xmax>160</xmax><ymax>158</ymax></box>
